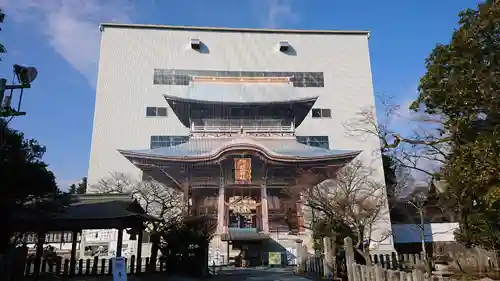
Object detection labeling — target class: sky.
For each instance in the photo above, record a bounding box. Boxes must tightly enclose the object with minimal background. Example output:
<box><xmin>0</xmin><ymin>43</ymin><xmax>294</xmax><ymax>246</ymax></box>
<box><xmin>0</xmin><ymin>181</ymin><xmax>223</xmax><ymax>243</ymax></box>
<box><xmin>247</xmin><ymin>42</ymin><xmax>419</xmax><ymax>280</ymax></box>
<box><xmin>0</xmin><ymin>0</ymin><xmax>483</xmax><ymax>189</ymax></box>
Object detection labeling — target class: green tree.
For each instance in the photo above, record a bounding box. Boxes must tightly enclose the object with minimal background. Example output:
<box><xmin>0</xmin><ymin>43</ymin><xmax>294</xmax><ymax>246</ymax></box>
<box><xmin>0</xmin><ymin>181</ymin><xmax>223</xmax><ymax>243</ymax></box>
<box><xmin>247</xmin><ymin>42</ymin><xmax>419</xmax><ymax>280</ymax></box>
<box><xmin>68</xmin><ymin>184</ymin><xmax>77</xmax><ymax>195</ymax></box>
<box><xmin>76</xmin><ymin>177</ymin><xmax>87</xmax><ymax>194</ymax></box>
<box><xmin>0</xmin><ymin>9</ymin><xmax>6</xmax><ymax>56</ymax></box>
<box><xmin>0</xmin><ymin>118</ymin><xmax>62</xmax><ymax>254</ymax></box>
<box><xmin>410</xmin><ymin>0</ymin><xmax>500</xmax><ymax>251</ymax></box>
<box><xmin>159</xmin><ymin>216</ymin><xmax>216</xmax><ymax>276</ymax></box>
<box><xmin>311</xmin><ymin>217</ymin><xmax>354</xmax><ymax>253</ymax></box>
<box><xmin>382</xmin><ymin>153</ymin><xmax>397</xmax><ymax>196</ymax></box>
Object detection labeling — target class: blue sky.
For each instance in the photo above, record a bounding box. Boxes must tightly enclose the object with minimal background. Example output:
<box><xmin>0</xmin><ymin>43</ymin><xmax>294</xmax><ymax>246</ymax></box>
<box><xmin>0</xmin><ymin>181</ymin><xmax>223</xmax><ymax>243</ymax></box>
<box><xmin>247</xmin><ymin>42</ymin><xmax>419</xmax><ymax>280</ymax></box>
<box><xmin>0</xmin><ymin>0</ymin><xmax>481</xmax><ymax>189</ymax></box>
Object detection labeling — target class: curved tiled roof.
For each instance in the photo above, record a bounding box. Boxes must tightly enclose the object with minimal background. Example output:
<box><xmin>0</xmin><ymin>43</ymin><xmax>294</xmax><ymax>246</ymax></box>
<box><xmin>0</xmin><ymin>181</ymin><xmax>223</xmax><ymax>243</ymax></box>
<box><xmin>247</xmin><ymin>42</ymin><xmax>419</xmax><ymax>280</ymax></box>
<box><xmin>183</xmin><ymin>83</ymin><xmax>302</xmax><ymax>104</ymax></box>
<box><xmin>13</xmin><ymin>194</ymin><xmax>160</xmax><ymax>232</ymax></box>
<box><xmin>118</xmin><ymin>137</ymin><xmax>361</xmax><ymax>163</ymax></box>
<box><xmin>164</xmin><ymin>83</ymin><xmax>318</xmax><ymax>128</ymax></box>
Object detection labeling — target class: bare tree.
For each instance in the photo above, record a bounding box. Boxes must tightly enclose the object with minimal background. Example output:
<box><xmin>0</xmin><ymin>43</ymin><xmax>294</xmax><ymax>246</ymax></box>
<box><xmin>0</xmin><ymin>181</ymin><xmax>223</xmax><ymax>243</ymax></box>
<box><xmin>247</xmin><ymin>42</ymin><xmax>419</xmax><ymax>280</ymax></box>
<box><xmin>343</xmin><ymin>95</ymin><xmax>455</xmax><ymax>272</ymax></box>
<box><xmin>390</xmin><ymin>164</ymin><xmax>455</xmax><ymax>274</ymax></box>
<box><xmin>92</xmin><ymin>172</ymin><xmax>135</xmax><ymax>194</ymax></box>
<box><xmin>288</xmin><ymin>160</ymin><xmax>390</xmax><ymax>264</ymax></box>
<box><xmin>389</xmin><ymin>165</ymin><xmax>433</xmax><ymax>272</ymax></box>
<box><xmin>91</xmin><ymin>172</ymin><xmax>187</xmax><ymax>271</ymax></box>
<box><xmin>91</xmin><ymin>172</ymin><xmax>185</xmax><ymax>231</ymax></box>
<box><xmin>343</xmin><ymin>95</ymin><xmax>448</xmax><ymax>181</ymax></box>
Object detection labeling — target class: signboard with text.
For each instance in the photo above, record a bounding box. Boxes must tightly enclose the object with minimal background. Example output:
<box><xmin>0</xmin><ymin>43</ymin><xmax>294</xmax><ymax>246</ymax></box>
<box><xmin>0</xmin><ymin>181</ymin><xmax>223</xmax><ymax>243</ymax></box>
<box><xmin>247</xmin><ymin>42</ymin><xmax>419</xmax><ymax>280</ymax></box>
<box><xmin>111</xmin><ymin>257</ymin><xmax>127</xmax><ymax>281</ymax></box>
<box><xmin>268</xmin><ymin>252</ymin><xmax>282</xmax><ymax>265</ymax></box>
<box><xmin>234</xmin><ymin>158</ymin><xmax>251</xmax><ymax>184</ymax></box>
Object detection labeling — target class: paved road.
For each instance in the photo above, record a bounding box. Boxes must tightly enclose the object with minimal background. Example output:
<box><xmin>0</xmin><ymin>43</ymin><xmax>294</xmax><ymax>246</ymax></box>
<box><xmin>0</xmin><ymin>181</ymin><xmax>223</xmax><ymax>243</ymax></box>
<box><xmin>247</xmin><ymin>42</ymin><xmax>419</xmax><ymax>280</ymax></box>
<box><xmin>214</xmin><ymin>266</ymin><xmax>312</xmax><ymax>281</ymax></box>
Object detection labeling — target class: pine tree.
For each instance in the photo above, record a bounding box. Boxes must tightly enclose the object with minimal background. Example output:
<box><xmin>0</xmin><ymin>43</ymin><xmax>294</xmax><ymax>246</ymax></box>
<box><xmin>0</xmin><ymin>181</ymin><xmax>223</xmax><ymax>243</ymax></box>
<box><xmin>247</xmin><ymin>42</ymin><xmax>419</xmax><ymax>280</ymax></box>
<box><xmin>76</xmin><ymin>177</ymin><xmax>87</xmax><ymax>194</ymax></box>
<box><xmin>68</xmin><ymin>184</ymin><xmax>77</xmax><ymax>195</ymax></box>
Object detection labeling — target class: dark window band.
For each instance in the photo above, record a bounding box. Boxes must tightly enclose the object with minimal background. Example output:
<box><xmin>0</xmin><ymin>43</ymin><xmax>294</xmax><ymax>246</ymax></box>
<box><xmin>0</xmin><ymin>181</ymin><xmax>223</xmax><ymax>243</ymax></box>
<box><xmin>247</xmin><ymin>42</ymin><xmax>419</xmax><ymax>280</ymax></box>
<box><xmin>153</xmin><ymin>69</ymin><xmax>324</xmax><ymax>88</ymax></box>
<box><xmin>296</xmin><ymin>136</ymin><xmax>329</xmax><ymax>149</ymax></box>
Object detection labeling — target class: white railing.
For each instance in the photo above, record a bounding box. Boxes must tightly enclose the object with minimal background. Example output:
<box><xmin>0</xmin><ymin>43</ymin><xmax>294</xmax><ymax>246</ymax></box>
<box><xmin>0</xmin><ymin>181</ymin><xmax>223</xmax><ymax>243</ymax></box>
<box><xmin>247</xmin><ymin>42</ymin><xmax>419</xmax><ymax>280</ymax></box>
<box><xmin>190</xmin><ymin>118</ymin><xmax>295</xmax><ymax>133</ymax></box>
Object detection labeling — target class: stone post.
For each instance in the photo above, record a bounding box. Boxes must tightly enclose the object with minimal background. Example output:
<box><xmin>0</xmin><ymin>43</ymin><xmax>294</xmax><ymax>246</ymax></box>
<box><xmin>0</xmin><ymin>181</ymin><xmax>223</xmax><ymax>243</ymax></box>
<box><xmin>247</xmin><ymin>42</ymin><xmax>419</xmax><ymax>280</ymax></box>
<box><xmin>296</xmin><ymin>239</ymin><xmax>305</xmax><ymax>273</ymax></box>
<box><xmin>323</xmin><ymin>237</ymin><xmax>334</xmax><ymax>278</ymax></box>
<box><xmin>344</xmin><ymin>237</ymin><xmax>355</xmax><ymax>281</ymax></box>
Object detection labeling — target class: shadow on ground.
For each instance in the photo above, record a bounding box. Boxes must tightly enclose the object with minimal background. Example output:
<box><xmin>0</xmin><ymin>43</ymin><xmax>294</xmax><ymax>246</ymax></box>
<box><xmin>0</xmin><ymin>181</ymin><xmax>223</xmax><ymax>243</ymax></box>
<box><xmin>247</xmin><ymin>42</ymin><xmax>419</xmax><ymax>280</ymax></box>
<box><xmin>27</xmin><ymin>267</ymin><xmax>309</xmax><ymax>281</ymax></box>
<box><xmin>214</xmin><ymin>266</ymin><xmax>310</xmax><ymax>281</ymax></box>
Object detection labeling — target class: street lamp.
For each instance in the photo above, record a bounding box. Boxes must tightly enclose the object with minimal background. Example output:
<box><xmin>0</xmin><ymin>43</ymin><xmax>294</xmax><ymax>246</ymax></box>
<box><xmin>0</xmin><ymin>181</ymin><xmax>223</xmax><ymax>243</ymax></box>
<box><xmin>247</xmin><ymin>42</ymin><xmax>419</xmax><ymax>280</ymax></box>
<box><xmin>0</xmin><ymin>64</ymin><xmax>38</xmax><ymax>117</ymax></box>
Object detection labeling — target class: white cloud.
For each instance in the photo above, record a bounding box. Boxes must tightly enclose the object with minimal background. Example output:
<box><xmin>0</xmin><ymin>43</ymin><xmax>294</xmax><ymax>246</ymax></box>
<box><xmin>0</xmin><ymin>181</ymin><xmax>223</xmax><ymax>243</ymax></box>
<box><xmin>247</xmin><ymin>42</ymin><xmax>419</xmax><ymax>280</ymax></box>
<box><xmin>259</xmin><ymin>0</ymin><xmax>299</xmax><ymax>28</ymax></box>
<box><xmin>396</xmin><ymin>98</ymin><xmax>417</xmax><ymax>121</ymax></box>
<box><xmin>0</xmin><ymin>0</ymin><xmax>134</xmax><ymax>87</ymax></box>
<box><xmin>393</xmin><ymin>85</ymin><xmax>419</xmax><ymax>126</ymax></box>
<box><xmin>1</xmin><ymin>0</ymin><xmax>299</xmax><ymax>85</ymax></box>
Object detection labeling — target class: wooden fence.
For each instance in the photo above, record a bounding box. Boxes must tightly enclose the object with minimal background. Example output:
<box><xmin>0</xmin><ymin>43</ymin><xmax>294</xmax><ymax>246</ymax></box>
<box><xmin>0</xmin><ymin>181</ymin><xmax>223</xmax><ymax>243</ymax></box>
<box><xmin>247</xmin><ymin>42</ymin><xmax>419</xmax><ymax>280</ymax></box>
<box><xmin>23</xmin><ymin>256</ymin><xmax>166</xmax><ymax>277</ymax></box>
<box><xmin>299</xmin><ymin>238</ymin><xmax>451</xmax><ymax>281</ymax></box>
<box><xmin>301</xmin><ymin>251</ymin><xmax>424</xmax><ymax>278</ymax></box>
<box><xmin>350</xmin><ymin>264</ymin><xmax>430</xmax><ymax>281</ymax></box>
<box><xmin>304</xmin><ymin>255</ymin><xmax>326</xmax><ymax>277</ymax></box>
<box><xmin>368</xmin><ymin>253</ymin><xmax>423</xmax><ymax>270</ymax></box>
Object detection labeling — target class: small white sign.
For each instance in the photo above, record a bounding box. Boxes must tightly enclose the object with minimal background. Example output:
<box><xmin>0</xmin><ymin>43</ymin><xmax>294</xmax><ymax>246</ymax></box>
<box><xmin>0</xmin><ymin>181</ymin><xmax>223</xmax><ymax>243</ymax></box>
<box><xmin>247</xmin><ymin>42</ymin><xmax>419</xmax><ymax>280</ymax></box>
<box><xmin>111</xmin><ymin>257</ymin><xmax>127</xmax><ymax>281</ymax></box>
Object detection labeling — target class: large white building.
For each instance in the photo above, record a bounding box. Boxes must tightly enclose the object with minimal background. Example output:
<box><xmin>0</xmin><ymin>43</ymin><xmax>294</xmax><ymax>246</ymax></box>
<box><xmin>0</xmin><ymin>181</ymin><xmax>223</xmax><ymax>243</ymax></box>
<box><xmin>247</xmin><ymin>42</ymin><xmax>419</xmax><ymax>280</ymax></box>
<box><xmin>87</xmin><ymin>24</ymin><xmax>396</xmax><ymax>263</ymax></box>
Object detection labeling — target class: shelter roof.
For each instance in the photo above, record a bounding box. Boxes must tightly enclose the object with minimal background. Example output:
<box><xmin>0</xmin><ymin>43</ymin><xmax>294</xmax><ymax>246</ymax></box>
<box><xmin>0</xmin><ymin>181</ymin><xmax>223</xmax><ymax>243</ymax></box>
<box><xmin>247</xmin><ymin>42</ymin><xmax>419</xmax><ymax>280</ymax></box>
<box><xmin>221</xmin><ymin>229</ymin><xmax>270</xmax><ymax>241</ymax></box>
<box><xmin>15</xmin><ymin>193</ymin><xmax>159</xmax><ymax>232</ymax></box>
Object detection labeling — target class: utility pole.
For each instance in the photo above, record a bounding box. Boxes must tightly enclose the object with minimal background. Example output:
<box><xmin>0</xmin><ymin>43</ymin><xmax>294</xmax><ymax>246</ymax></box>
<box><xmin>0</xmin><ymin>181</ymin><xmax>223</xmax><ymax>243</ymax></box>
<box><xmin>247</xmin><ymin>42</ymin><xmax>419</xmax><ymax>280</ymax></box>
<box><xmin>0</xmin><ymin>65</ymin><xmax>38</xmax><ymax>154</ymax></box>
<box><xmin>0</xmin><ymin>78</ymin><xmax>32</xmax><ymax>117</ymax></box>
<box><xmin>0</xmin><ymin>65</ymin><xmax>37</xmax><ymax>118</ymax></box>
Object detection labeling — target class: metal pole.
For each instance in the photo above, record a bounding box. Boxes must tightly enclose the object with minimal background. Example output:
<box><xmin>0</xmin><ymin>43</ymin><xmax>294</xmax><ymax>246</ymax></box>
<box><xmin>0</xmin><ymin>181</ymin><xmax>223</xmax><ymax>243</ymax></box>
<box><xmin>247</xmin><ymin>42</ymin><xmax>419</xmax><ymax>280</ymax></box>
<box><xmin>0</xmin><ymin>78</ymin><xmax>6</xmax><ymax>108</ymax></box>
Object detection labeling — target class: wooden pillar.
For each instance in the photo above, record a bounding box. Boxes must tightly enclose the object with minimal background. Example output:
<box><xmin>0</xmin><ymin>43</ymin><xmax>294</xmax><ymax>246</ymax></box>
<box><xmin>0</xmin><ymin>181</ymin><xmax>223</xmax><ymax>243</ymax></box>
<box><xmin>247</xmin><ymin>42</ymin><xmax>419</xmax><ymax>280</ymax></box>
<box><xmin>256</xmin><ymin>197</ymin><xmax>262</xmax><ymax>230</ymax></box>
<box><xmin>297</xmin><ymin>196</ymin><xmax>305</xmax><ymax>233</ymax></box>
<box><xmin>69</xmin><ymin>230</ymin><xmax>79</xmax><ymax>275</ymax></box>
<box><xmin>149</xmin><ymin>233</ymin><xmax>160</xmax><ymax>272</ymax></box>
<box><xmin>136</xmin><ymin>229</ymin><xmax>143</xmax><ymax>273</ymax></box>
<box><xmin>218</xmin><ymin>163</ymin><xmax>226</xmax><ymax>233</ymax></box>
<box><xmin>260</xmin><ymin>184</ymin><xmax>269</xmax><ymax>233</ymax></box>
<box><xmin>33</xmin><ymin>231</ymin><xmax>45</xmax><ymax>276</ymax></box>
<box><xmin>217</xmin><ymin>186</ymin><xmax>225</xmax><ymax>233</ymax></box>
<box><xmin>184</xmin><ymin>166</ymin><xmax>191</xmax><ymax>215</ymax></box>
<box><xmin>183</xmin><ymin>183</ymin><xmax>190</xmax><ymax>214</ymax></box>
<box><xmin>116</xmin><ymin>229</ymin><xmax>124</xmax><ymax>257</ymax></box>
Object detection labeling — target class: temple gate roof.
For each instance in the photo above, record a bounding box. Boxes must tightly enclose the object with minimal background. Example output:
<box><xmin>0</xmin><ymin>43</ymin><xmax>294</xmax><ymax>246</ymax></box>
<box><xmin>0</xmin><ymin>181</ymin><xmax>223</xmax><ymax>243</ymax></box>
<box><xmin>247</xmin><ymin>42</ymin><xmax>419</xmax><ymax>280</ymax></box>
<box><xmin>118</xmin><ymin>136</ymin><xmax>361</xmax><ymax>163</ymax></box>
<box><xmin>165</xmin><ymin>82</ymin><xmax>318</xmax><ymax>128</ymax></box>
<box><xmin>181</xmin><ymin>82</ymin><xmax>302</xmax><ymax>103</ymax></box>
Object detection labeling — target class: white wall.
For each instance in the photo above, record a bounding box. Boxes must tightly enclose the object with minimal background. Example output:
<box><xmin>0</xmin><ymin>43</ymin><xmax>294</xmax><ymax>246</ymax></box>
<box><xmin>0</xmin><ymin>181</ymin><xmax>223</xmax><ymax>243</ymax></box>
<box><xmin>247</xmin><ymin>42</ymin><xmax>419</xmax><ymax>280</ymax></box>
<box><xmin>88</xmin><ymin>25</ymin><xmax>392</xmax><ymax>250</ymax></box>
<box><xmin>392</xmin><ymin>223</ymin><xmax>458</xmax><ymax>243</ymax></box>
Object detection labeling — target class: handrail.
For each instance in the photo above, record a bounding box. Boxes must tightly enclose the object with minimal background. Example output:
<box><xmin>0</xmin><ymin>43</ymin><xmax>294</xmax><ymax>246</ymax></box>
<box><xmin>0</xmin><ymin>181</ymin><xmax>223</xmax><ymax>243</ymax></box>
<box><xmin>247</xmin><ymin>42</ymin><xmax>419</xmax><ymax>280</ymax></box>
<box><xmin>190</xmin><ymin>118</ymin><xmax>295</xmax><ymax>133</ymax></box>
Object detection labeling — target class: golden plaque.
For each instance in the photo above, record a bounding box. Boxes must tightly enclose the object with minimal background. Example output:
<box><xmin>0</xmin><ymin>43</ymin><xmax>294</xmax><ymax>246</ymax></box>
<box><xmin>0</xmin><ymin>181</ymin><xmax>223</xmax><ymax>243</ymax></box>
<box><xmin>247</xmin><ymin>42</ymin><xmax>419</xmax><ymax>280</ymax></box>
<box><xmin>234</xmin><ymin>158</ymin><xmax>251</xmax><ymax>184</ymax></box>
<box><xmin>228</xmin><ymin>196</ymin><xmax>258</xmax><ymax>214</ymax></box>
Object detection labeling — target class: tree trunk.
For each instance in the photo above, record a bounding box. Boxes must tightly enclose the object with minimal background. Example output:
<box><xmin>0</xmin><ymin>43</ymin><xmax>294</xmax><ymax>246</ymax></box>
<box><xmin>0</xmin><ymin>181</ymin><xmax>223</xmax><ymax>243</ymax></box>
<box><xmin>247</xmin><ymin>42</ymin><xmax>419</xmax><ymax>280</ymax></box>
<box><xmin>332</xmin><ymin>240</ymin><xmax>338</xmax><ymax>277</ymax></box>
<box><xmin>418</xmin><ymin>209</ymin><xmax>432</xmax><ymax>274</ymax></box>
<box><xmin>355</xmin><ymin>229</ymin><xmax>372</xmax><ymax>266</ymax></box>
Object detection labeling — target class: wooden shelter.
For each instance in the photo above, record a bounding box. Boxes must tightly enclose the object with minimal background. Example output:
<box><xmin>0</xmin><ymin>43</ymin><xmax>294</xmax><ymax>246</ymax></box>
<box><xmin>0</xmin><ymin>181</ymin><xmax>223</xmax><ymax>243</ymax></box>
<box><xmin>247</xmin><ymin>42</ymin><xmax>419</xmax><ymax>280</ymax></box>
<box><xmin>14</xmin><ymin>193</ymin><xmax>159</xmax><ymax>276</ymax></box>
